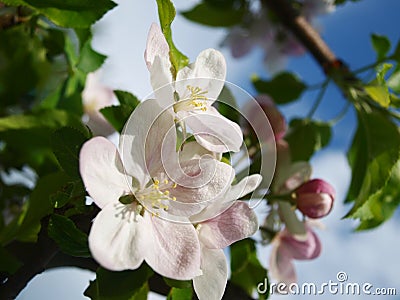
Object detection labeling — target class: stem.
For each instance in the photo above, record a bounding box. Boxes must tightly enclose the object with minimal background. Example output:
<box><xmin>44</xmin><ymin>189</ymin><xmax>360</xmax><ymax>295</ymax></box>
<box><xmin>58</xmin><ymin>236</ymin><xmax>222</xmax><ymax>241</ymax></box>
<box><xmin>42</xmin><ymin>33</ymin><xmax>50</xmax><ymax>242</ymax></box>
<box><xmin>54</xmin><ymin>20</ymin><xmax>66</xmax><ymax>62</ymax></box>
<box><xmin>353</xmin><ymin>55</ymin><xmax>394</xmax><ymax>74</ymax></box>
<box><xmin>328</xmin><ymin>101</ymin><xmax>352</xmax><ymax>125</ymax></box>
<box><xmin>307</xmin><ymin>79</ymin><xmax>330</xmax><ymax>119</ymax></box>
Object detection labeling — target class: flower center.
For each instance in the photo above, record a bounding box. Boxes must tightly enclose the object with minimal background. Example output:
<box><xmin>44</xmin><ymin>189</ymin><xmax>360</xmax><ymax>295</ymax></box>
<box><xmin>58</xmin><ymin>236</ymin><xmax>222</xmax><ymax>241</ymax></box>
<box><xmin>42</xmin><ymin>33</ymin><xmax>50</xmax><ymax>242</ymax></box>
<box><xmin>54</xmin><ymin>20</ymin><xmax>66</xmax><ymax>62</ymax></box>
<box><xmin>135</xmin><ymin>177</ymin><xmax>178</xmax><ymax>217</ymax></box>
<box><xmin>173</xmin><ymin>85</ymin><xmax>208</xmax><ymax>112</ymax></box>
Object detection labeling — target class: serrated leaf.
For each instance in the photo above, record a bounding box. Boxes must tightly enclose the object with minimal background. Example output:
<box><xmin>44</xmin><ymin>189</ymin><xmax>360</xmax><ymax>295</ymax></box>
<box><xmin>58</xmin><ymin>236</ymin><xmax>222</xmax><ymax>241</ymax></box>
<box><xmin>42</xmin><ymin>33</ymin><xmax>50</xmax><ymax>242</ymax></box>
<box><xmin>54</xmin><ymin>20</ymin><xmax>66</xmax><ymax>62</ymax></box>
<box><xmin>252</xmin><ymin>72</ymin><xmax>306</xmax><ymax>104</ymax></box>
<box><xmin>371</xmin><ymin>34</ymin><xmax>391</xmax><ymax>60</ymax></box>
<box><xmin>167</xmin><ymin>287</ymin><xmax>193</xmax><ymax>300</ymax></box>
<box><xmin>51</xmin><ymin>127</ymin><xmax>90</xmax><ymax>177</ymax></box>
<box><xmin>230</xmin><ymin>239</ymin><xmax>268</xmax><ymax>298</ymax></box>
<box><xmin>345</xmin><ymin>107</ymin><xmax>400</xmax><ymax>217</ymax></box>
<box><xmin>285</xmin><ymin>119</ymin><xmax>331</xmax><ymax>162</ymax></box>
<box><xmin>365</xmin><ymin>85</ymin><xmax>390</xmax><ymax>108</ymax></box>
<box><xmin>354</xmin><ymin>160</ymin><xmax>400</xmax><ymax>230</ymax></box>
<box><xmin>48</xmin><ymin>214</ymin><xmax>90</xmax><ymax>257</ymax></box>
<box><xmin>114</xmin><ymin>90</ymin><xmax>140</xmax><ymax>107</ymax></box>
<box><xmin>156</xmin><ymin>0</ymin><xmax>189</xmax><ymax>73</ymax></box>
<box><xmin>181</xmin><ymin>2</ymin><xmax>245</xmax><ymax>27</ymax></box>
<box><xmin>84</xmin><ymin>265</ymin><xmax>153</xmax><ymax>300</ymax></box>
<box><xmin>77</xmin><ymin>37</ymin><xmax>107</xmax><ymax>73</ymax></box>
<box><xmin>21</xmin><ymin>0</ymin><xmax>117</xmax><ymax>28</ymax></box>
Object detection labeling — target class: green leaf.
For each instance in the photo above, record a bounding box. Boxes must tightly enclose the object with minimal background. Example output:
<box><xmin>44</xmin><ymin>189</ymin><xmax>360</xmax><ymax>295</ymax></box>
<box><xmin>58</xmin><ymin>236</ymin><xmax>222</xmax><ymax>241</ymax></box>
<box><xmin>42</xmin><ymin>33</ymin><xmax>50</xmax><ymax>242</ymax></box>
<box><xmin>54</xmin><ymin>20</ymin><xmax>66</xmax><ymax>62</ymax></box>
<box><xmin>51</xmin><ymin>127</ymin><xmax>90</xmax><ymax>178</ymax></box>
<box><xmin>252</xmin><ymin>72</ymin><xmax>306</xmax><ymax>104</ymax></box>
<box><xmin>364</xmin><ymin>85</ymin><xmax>390</xmax><ymax>108</ymax></box>
<box><xmin>0</xmin><ymin>172</ymin><xmax>71</xmax><ymax>244</ymax></box>
<box><xmin>163</xmin><ymin>277</ymin><xmax>192</xmax><ymax>289</ymax></box>
<box><xmin>156</xmin><ymin>0</ymin><xmax>189</xmax><ymax>73</ymax></box>
<box><xmin>84</xmin><ymin>264</ymin><xmax>153</xmax><ymax>300</ymax></box>
<box><xmin>215</xmin><ymin>85</ymin><xmax>240</xmax><ymax>124</ymax></box>
<box><xmin>22</xmin><ymin>0</ymin><xmax>117</xmax><ymax>28</ymax></box>
<box><xmin>230</xmin><ymin>239</ymin><xmax>268</xmax><ymax>298</ymax></box>
<box><xmin>0</xmin><ymin>246</ymin><xmax>23</xmax><ymax>274</ymax></box>
<box><xmin>285</xmin><ymin>119</ymin><xmax>331</xmax><ymax>162</ymax></box>
<box><xmin>48</xmin><ymin>214</ymin><xmax>90</xmax><ymax>257</ymax></box>
<box><xmin>167</xmin><ymin>287</ymin><xmax>193</xmax><ymax>300</ymax></box>
<box><xmin>371</xmin><ymin>34</ymin><xmax>391</xmax><ymax>60</ymax></box>
<box><xmin>114</xmin><ymin>90</ymin><xmax>140</xmax><ymax>107</ymax></box>
<box><xmin>181</xmin><ymin>2</ymin><xmax>245</xmax><ymax>27</ymax></box>
<box><xmin>77</xmin><ymin>37</ymin><xmax>107</xmax><ymax>73</ymax></box>
<box><xmin>50</xmin><ymin>182</ymin><xmax>75</xmax><ymax>208</ymax></box>
<box><xmin>354</xmin><ymin>160</ymin><xmax>400</xmax><ymax>230</ymax></box>
<box><xmin>387</xmin><ymin>69</ymin><xmax>400</xmax><ymax>93</ymax></box>
<box><xmin>345</xmin><ymin>106</ymin><xmax>400</xmax><ymax>218</ymax></box>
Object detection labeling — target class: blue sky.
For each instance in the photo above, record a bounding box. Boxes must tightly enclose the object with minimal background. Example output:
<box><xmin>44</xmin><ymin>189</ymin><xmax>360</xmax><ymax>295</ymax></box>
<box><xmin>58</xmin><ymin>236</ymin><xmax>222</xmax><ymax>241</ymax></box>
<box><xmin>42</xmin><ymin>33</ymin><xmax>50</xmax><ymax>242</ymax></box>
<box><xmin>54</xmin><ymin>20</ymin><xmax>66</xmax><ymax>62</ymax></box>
<box><xmin>17</xmin><ymin>0</ymin><xmax>400</xmax><ymax>299</ymax></box>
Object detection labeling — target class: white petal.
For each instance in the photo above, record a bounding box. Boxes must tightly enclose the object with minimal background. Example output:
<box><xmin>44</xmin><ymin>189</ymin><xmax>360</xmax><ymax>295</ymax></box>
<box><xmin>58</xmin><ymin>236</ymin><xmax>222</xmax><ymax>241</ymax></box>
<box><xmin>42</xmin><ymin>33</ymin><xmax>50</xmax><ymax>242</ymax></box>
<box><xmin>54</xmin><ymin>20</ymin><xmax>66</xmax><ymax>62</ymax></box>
<box><xmin>144</xmin><ymin>23</ymin><xmax>169</xmax><ymax>69</ymax></box>
<box><xmin>178</xmin><ymin>107</ymin><xmax>243</xmax><ymax>153</ymax></box>
<box><xmin>143</xmin><ymin>213</ymin><xmax>201</xmax><ymax>280</ymax></box>
<box><xmin>79</xmin><ymin>137</ymin><xmax>129</xmax><ymax>208</ymax></box>
<box><xmin>198</xmin><ymin>201</ymin><xmax>258</xmax><ymax>249</ymax></box>
<box><xmin>193</xmin><ymin>247</ymin><xmax>227</xmax><ymax>300</ymax></box>
<box><xmin>179</xmin><ymin>141</ymin><xmax>221</xmax><ymax>162</ymax></box>
<box><xmin>150</xmin><ymin>56</ymin><xmax>175</xmax><ymax>109</ymax></box>
<box><xmin>176</xmin><ymin>49</ymin><xmax>226</xmax><ymax>102</ymax></box>
<box><xmin>191</xmin><ymin>174</ymin><xmax>262</xmax><ymax>222</ymax></box>
<box><xmin>120</xmin><ymin>99</ymin><xmax>176</xmax><ymax>188</ymax></box>
<box><xmin>88</xmin><ymin>202</ymin><xmax>146</xmax><ymax>271</ymax></box>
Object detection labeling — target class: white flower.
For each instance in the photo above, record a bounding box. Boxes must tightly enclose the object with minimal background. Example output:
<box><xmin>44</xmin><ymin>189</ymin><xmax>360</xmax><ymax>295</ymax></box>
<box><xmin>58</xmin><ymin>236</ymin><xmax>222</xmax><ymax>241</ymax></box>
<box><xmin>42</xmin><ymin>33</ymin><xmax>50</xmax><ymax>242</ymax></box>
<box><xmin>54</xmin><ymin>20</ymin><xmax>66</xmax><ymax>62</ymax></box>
<box><xmin>80</xmin><ymin>99</ymin><xmax>236</xmax><ymax>280</ymax></box>
<box><xmin>145</xmin><ymin>23</ymin><xmax>243</xmax><ymax>153</ymax></box>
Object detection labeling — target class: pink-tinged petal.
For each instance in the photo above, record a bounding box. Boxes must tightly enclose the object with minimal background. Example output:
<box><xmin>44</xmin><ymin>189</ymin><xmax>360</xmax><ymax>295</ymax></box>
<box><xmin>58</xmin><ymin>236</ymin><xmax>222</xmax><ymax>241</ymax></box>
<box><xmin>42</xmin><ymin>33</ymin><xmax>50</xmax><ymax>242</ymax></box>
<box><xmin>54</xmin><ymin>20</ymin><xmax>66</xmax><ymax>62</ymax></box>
<box><xmin>150</xmin><ymin>55</ymin><xmax>175</xmax><ymax>109</ymax></box>
<box><xmin>179</xmin><ymin>141</ymin><xmax>221</xmax><ymax>162</ymax></box>
<box><xmin>79</xmin><ymin>137</ymin><xmax>129</xmax><ymax>208</ymax></box>
<box><xmin>176</xmin><ymin>49</ymin><xmax>226</xmax><ymax>102</ymax></box>
<box><xmin>296</xmin><ymin>192</ymin><xmax>334</xmax><ymax>219</ymax></box>
<box><xmin>190</xmin><ymin>174</ymin><xmax>262</xmax><ymax>222</ymax></box>
<box><xmin>88</xmin><ymin>202</ymin><xmax>146</xmax><ymax>271</ymax></box>
<box><xmin>278</xmin><ymin>161</ymin><xmax>312</xmax><ymax>194</ymax></box>
<box><xmin>269</xmin><ymin>240</ymin><xmax>297</xmax><ymax>284</ymax></box>
<box><xmin>198</xmin><ymin>201</ymin><xmax>258</xmax><ymax>249</ymax></box>
<box><xmin>178</xmin><ymin>107</ymin><xmax>243</xmax><ymax>153</ymax></box>
<box><xmin>280</xmin><ymin>227</ymin><xmax>322</xmax><ymax>260</ymax></box>
<box><xmin>223</xmin><ymin>27</ymin><xmax>254</xmax><ymax>58</ymax></box>
<box><xmin>143</xmin><ymin>213</ymin><xmax>201</xmax><ymax>280</ymax></box>
<box><xmin>193</xmin><ymin>247</ymin><xmax>227</xmax><ymax>300</ymax></box>
<box><xmin>166</xmin><ymin>158</ymin><xmax>235</xmax><ymax>217</ymax></box>
<box><xmin>144</xmin><ymin>23</ymin><xmax>169</xmax><ymax>69</ymax></box>
<box><xmin>85</xmin><ymin>110</ymin><xmax>115</xmax><ymax>137</ymax></box>
<box><xmin>255</xmin><ymin>95</ymin><xmax>287</xmax><ymax>140</ymax></box>
<box><xmin>120</xmin><ymin>99</ymin><xmax>176</xmax><ymax>188</ymax></box>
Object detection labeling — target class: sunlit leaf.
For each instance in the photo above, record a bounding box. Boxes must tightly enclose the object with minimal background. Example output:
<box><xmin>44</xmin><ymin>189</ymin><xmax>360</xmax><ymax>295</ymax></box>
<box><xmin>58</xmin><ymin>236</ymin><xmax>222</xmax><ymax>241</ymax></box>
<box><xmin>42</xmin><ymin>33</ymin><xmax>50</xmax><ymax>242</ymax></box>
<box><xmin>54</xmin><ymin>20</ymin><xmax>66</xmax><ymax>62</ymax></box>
<box><xmin>371</xmin><ymin>33</ymin><xmax>391</xmax><ymax>60</ymax></box>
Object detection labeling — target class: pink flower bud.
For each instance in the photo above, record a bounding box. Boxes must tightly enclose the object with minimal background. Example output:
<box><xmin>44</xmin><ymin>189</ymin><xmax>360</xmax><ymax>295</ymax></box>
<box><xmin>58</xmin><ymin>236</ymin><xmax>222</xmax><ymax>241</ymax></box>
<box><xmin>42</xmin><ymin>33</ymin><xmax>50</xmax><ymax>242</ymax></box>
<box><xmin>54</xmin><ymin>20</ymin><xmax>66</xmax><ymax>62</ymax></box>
<box><xmin>295</xmin><ymin>179</ymin><xmax>335</xmax><ymax>218</ymax></box>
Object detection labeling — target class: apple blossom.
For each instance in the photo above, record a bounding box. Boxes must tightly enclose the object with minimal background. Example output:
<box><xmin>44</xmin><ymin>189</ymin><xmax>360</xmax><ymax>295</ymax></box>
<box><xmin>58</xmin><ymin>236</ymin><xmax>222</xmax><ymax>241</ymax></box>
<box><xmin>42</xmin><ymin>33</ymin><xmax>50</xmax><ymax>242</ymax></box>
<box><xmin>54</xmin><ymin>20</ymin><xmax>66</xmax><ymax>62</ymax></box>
<box><xmin>295</xmin><ymin>178</ymin><xmax>335</xmax><ymax>218</ymax></box>
<box><xmin>82</xmin><ymin>70</ymin><xmax>115</xmax><ymax>136</ymax></box>
<box><xmin>191</xmin><ymin>174</ymin><xmax>262</xmax><ymax>300</ymax></box>
<box><xmin>79</xmin><ymin>99</ymin><xmax>238</xmax><ymax>280</ymax></box>
<box><xmin>269</xmin><ymin>226</ymin><xmax>321</xmax><ymax>285</ymax></box>
<box><xmin>145</xmin><ymin>23</ymin><xmax>243</xmax><ymax>153</ymax></box>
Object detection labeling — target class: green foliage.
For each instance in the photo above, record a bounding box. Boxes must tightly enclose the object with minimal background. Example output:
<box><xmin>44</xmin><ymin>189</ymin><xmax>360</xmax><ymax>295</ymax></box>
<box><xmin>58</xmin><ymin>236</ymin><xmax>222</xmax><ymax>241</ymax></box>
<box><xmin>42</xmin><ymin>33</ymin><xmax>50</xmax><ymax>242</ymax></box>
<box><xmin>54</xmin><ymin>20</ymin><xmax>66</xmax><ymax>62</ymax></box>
<box><xmin>77</xmin><ymin>35</ymin><xmax>107</xmax><ymax>73</ymax></box>
<box><xmin>345</xmin><ymin>106</ymin><xmax>400</xmax><ymax>226</ymax></box>
<box><xmin>215</xmin><ymin>86</ymin><xmax>240</xmax><ymax>124</ymax></box>
<box><xmin>181</xmin><ymin>2</ymin><xmax>246</xmax><ymax>27</ymax></box>
<box><xmin>167</xmin><ymin>287</ymin><xmax>193</xmax><ymax>300</ymax></box>
<box><xmin>163</xmin><ymin>277</ymin><xmax>192</xmax><ymax>289</ymax></box>
<box><xmin>100</xmin><ymin>90</ymin><xmax>140</xmax><ymax>133</ymax></box>
<box><xmin>84</xmin><ymin>264</ymin><xmax>153</xmax><ymax>300</ymax></box>
<box><xmin>48</xmin><ymin>214</ymin><xmax>90</xmax><ymax>257</ymax></box>
<box><xmin>334</xmin><ymin>0</ymin><xmax>362</xmax><ymax>5</ymax></box>
<box><xmin>0</xmin><ymin>24</ymin><xmax>51</xmax><ymax>109</ymax></box>
<box><xmin>0</xmin><ymin>172</ymin><xmax>71</xmax><ymax>244</ymax></box>
<box><xmin>156</xmin><ymin>0</ymin><xmax>189</xmax><ymax>73</ymax></box>
<box><xmin>371</xmin><ymin>34</ymin><xmax>391</xmax><ymax>61</ymax></box>
<box><xmin>252</xmin><ymin>72</ymin><xmax>306</xmax><ymax>104</ymax></box>
<box><xmin>51</xmin><ymin>127</ymin><xmax>90</xmax><ymax>178</ymax></box>
<box><xmin>230</xmin><ymin>239</ymin><xmax>269</xmax><ymax>298</ymax></box>
<box><xmin>7</xmin><ymin>0</ymin><xmax>117</xmax><ymax>28</ymax></box>
<box><xmin>285</xmin><ymin>119</ymin><xmax>331</xmax><ymax>162</ymax></box>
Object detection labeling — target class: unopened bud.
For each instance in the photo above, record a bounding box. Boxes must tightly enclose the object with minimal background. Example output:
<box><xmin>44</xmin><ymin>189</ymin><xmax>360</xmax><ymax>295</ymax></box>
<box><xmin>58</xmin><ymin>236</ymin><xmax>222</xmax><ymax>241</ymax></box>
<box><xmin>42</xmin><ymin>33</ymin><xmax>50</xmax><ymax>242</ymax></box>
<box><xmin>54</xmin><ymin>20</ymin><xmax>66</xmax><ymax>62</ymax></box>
<box><xmin>294</xmin><ymin>179</ymin><xmax>335</xmax><ymax>218</ymax></box>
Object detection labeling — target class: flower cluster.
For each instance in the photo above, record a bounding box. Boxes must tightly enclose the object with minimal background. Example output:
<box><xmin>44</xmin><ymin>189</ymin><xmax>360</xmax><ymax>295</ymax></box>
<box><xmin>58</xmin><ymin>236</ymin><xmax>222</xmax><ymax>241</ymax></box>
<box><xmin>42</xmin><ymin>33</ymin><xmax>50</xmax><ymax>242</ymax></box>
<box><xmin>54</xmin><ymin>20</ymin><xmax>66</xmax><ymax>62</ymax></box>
<box><xmin>79</xmin><ymin>23</ymin><xmax>262</xmax><ymax>300</ymax></box>
<box><xmin>245</xmin><ymin>94</ymin><xmax>335</xmax><ymax>285</ymax></box>
<box><xmin>223</xmin><ymin>0</ymin><xmax>335</xmax><ymax>73</ymax></box>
